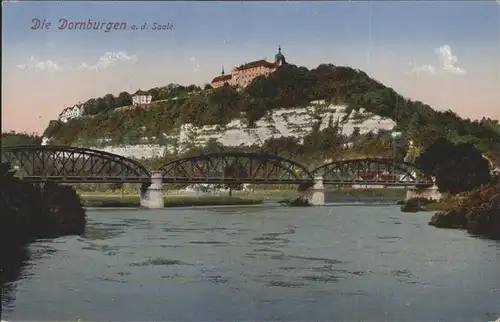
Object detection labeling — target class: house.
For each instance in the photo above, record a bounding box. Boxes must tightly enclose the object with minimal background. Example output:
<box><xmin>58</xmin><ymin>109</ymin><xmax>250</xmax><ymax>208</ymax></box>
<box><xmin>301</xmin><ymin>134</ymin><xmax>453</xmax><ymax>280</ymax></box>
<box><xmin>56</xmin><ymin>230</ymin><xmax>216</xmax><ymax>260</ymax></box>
<box><xmin>132</xmin><ymin>90</ymin><xmax>152</xmax><ymax>105</ymax></box>
<box><xmin>58</xmin><ymin>104</ymin><xmax>84</xmax><ymax>123</ymax></box>
<box><xmin>211</xmin><ymin>46</ymin><xmax>287</xmax><ymax>89</ymax></box>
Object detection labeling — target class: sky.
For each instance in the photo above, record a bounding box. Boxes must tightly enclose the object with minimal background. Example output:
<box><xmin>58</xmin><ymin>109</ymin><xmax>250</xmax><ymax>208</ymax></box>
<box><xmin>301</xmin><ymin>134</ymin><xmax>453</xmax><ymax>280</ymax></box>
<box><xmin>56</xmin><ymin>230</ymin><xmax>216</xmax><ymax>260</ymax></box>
<box><xmin>2</xmin><ymin>1</ymin><xmax>500</xmax><ymax>134</ymax></box>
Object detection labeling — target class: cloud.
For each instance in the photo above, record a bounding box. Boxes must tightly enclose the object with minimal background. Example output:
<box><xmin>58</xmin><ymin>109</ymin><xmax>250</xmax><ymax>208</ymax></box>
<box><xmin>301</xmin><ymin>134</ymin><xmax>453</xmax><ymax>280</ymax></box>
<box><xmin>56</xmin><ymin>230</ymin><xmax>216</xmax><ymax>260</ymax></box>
<box><xmin>16</xmin><ymin>51</ymin><xmax>138</xmax><ymax>73</ymax></box>
<box><xmin>409</xmin><ymin>63</ymin><xmax>436</xmax><ymax>75</ymax></box>
<box><xmin>434</xmin><ymin>45</ymin><xmax>466</xmax><ymax>75</ymax></box>
<box><xmin>16</xmin><ymin>56</ymin><xmax>63</xmax><ymax>72</ymax></box>
<box><xmin>77</xmin><ymin>51</ymin><xmax>138</xmax><ymax>71</ymax></box>
<box><xmin>409</xmin><ymin>44</ymin><xmax>466</xmax><ymax>76</ymax></box>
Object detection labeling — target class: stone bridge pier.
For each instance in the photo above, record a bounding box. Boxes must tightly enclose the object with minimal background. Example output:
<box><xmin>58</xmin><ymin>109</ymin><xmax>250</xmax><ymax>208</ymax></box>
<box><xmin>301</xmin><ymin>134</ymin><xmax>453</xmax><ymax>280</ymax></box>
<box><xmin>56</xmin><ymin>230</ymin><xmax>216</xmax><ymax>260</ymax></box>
<box><xmin>297</xmin><ymin>176</ymin><xmax>325</xmax><ymax>206</ymax></box>
<box><xmin>140</xmin><ymin>171</ymin><xmax>164</xmax><ymax>209</ymax></box>
<box><xmin>405</xmin><ymin>184</ymin><xmax>442</xmax><ymax>201</ymax></box>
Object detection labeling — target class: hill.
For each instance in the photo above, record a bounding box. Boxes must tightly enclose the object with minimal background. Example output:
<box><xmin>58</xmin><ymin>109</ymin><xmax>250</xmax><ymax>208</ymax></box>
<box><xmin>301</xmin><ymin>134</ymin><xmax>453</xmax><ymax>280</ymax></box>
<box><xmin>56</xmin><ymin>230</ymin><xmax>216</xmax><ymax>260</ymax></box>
<box><xmin>42</xmin><ymin>63</ymin><xmax>500</xmax><ymax>165</ymax></box>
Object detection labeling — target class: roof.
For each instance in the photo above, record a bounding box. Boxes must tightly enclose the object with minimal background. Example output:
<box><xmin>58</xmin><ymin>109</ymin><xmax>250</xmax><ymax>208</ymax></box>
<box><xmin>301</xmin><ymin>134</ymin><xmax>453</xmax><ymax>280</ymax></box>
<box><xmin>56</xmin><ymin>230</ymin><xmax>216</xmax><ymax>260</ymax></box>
<box><xmin>134</xmin><ymin>90</ymin><xmax>150</xmax><ymax>95</ymax></box>
<box><xmin>211</xmin><ymin>74</ymin><xmax>232</xmax><ymax>83</ymax></box>
<box><xmin>235</xmin><ymin>59</ymin><xmax>276</xmax><ymax>71</ymax></box>
<box><xmin>359</xmin><ymin>172</ymin><xmax>378</xmax><ymax>180</ymax></box>
<box><xmin>59</xmin><ymin>104</ymin><xmax>83</xmax><ymax>115</ymax></box>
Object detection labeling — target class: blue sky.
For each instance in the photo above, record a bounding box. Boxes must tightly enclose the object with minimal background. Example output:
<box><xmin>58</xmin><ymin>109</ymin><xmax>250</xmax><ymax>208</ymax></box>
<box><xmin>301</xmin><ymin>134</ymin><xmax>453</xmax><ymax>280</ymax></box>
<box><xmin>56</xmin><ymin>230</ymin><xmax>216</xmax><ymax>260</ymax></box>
<box><xmin>2</xmin><ymin>1</ymin><xmax>499</xmax><ymax>133</ymax></box>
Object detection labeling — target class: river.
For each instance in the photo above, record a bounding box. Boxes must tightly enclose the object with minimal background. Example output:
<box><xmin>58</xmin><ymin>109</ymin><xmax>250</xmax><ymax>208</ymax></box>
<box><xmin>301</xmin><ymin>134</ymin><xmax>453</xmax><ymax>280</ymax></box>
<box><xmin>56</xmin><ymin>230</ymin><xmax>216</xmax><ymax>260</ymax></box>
<box><xmin>2</xmin><ymin>204</ymin><xmax>500</xmax><ymax>321</ymax></box>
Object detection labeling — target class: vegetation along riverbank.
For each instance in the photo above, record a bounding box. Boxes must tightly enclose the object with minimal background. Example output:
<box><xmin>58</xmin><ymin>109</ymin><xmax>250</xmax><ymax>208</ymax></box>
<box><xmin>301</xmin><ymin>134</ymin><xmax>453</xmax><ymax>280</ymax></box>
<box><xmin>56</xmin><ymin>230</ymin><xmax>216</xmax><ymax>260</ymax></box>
<box><xmin>399</xmin><ymin>138</ymin><xmax>500</xmax><ymax>240</ymax></box>
<box><xmin>78</xmin><ymin>187</ymin><xmax>406</xmax><ymax>208</ymax></box>
<box><xmin>81</xmin><ymin>194</ymin><xmax>262</xmax><ymax>208</ymax></box>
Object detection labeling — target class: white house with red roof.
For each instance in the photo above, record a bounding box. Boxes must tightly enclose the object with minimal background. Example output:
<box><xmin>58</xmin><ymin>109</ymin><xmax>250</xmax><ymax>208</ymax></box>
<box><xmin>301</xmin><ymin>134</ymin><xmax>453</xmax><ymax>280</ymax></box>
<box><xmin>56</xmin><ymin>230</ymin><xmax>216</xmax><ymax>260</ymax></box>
<box><xmin>132</xmin><ymin>89</ymin><xmax>152</xmax><ymax>105</ymax></box>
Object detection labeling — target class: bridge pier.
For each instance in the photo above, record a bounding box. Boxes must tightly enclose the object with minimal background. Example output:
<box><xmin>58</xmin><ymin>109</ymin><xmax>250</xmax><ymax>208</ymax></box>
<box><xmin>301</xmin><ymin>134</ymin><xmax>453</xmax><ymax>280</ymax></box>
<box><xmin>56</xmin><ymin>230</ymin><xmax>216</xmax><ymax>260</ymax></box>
<box><xmin>405</xmin><ymin>184</ymin><xmax>442</xmax><ymax>201</ymax></box>
<box><xmin>140</xmin><ymin>172</ymin><xmax>164</xmax><ymax>209</ymax></box>
<box><xmin>297</xmin><ymin>176</ymin><xmax>325</xmax><ymax>206</ymax></box>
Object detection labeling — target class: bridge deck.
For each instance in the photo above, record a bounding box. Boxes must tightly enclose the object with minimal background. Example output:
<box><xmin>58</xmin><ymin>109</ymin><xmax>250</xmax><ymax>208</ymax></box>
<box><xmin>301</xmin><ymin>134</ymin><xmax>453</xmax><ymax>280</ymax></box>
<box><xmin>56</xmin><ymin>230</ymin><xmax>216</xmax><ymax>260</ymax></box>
<box><xmin>14</xmin><ymin>176</ymin><xmax>433</xmax><ymax>186</ymax></box>
<box><xmin>3</xmin><ymin>146</ymin><xmax>434</xmax><ymax>187</ymax></box>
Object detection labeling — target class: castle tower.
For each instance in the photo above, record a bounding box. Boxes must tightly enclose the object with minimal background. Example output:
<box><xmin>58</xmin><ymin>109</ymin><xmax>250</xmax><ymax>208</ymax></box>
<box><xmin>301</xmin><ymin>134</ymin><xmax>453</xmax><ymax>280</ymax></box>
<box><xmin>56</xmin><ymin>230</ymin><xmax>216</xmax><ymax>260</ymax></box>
<box><xmin>275</xmin><ymin>46</ymin><xmax>286</xmax><ymax>66</ymax></box>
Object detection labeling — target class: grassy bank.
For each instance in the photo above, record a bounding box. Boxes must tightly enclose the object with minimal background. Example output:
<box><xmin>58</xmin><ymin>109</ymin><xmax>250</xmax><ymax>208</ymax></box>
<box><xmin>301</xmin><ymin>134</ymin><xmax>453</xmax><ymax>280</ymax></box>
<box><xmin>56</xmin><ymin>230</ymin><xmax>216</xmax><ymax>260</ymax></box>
<box><xmin>327</xmin><ymin>188</ymin><xmax>406</xmax><ymax>199</ymax></box>
<box><xmin>400</xmin><ymin>196</ymin><xmax>460</xmax><ymax>213</ymax></box>
<box><xmin>421</xmin><ymin>201</ymin><xmax>456</xmax><ymax>211</ymax></box>
<box><xmin>80</xmin><ymin>194</ymin><xmax>263</xmax><ymax>208</ymax></box>
<box><xmin>79</xmin><ymin>187</ymin><xmax>408</xmax><ymax>200</ymax></box>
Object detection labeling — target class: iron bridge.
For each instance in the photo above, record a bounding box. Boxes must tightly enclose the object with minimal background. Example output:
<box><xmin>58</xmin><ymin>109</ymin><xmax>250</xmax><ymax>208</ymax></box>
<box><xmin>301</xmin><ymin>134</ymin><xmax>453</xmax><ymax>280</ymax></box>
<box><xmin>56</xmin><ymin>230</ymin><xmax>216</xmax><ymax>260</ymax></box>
<box><xmin>1</xmin><ymin>146</ymin><xmax>434</xmax><ymax>186</ymax></box>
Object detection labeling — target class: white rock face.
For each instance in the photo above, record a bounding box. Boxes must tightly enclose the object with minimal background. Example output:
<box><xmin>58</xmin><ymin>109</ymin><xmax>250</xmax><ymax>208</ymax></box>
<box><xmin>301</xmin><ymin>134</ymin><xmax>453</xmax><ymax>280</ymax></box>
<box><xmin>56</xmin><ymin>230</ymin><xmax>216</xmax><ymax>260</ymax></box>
<box><xmin>98</xmin><ymin>144</ymin><xmax>166</xmax><ymax>159</ymax></box>
<box><xmin>93</xmin><ymin>101</ymin><xmax>396</xmax><ymax>159</ymax></box>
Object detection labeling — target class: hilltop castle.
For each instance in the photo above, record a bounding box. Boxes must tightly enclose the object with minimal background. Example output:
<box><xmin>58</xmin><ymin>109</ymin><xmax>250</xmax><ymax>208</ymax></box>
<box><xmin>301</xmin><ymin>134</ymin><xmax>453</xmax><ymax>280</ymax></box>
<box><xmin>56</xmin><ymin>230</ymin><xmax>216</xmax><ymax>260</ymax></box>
<box><xmin>211</xmin><ymin>46</ymin><xmax>287</xmax><ymax>89</ymax></box>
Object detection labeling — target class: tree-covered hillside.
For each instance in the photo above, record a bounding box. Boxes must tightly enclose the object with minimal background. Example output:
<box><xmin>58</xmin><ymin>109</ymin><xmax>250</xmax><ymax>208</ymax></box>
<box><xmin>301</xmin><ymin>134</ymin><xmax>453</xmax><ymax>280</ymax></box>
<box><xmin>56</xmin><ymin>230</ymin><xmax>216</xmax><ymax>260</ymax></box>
<box><xmin>1</xmin><ymin>132</ymin><xmax>42</xmax><ymax>147</ymax></box>
<box><xmin>43</xmin><ymin>63</ymin><xmax>500</xmax><ymax>164</ymax></box>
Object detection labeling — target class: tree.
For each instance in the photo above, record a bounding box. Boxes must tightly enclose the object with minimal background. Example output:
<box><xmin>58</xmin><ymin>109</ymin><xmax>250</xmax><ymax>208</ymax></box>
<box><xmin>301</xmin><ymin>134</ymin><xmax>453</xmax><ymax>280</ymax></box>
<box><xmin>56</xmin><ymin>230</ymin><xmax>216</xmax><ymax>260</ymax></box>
<box><xmin>1</xmin><ymin>131</ymin><xmax>42</xmax><ymax>147</ymax></box>
<box><xmin>351</xmin><ymin>126</ymin><xmax>361</xmax><ymax>139</ymax></box>
<box><xmin>415</xmin><ymin>138</ymin><xmax>491</xmax><ymax>194</ymax></box>
<box><xmin>116</xmin><ymin>92</ymin><xmax>132</xmax><ymax>107</ymax></box>
<box><xmin>222</xmin><ymin>162</ymin><xmax>245</xmax><ymax>197</ymax></box>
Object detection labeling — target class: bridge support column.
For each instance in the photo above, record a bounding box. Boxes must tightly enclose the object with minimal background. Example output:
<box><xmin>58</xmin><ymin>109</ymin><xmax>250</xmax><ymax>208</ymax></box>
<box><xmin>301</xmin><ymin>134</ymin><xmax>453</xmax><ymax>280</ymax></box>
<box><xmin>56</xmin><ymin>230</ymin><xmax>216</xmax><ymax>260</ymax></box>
<box><xmin>297</xmin><ymin>176</ymin><xmax>325</xmax><ymax>206</ymax></box>
<box><xmin>405</xmin><ymin>184</ymin><xmax>442</xmax><ymax>201</ymax></box>
<box><xmin>140</xmin><ymin>172</ymin><xmax>164</xmax><ymax>209</ymax></box>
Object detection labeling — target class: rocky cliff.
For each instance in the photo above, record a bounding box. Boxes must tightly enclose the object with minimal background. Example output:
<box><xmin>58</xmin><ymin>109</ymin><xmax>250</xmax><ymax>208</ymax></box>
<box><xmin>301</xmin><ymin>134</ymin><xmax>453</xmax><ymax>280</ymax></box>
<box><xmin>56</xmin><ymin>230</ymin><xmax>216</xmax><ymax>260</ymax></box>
<box><xmin>92</xmin><ymin>101</ymin><xmax>395</xmax><ymax>159</ymax></box>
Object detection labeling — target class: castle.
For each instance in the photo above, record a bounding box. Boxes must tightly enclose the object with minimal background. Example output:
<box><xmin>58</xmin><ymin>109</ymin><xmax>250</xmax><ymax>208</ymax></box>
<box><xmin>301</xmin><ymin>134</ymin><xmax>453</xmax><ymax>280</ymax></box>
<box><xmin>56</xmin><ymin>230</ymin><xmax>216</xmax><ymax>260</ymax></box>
<box><xmin>211</xmin><ymin>46</ymin><xmax>287</xmax><ymax>89</ymax></box>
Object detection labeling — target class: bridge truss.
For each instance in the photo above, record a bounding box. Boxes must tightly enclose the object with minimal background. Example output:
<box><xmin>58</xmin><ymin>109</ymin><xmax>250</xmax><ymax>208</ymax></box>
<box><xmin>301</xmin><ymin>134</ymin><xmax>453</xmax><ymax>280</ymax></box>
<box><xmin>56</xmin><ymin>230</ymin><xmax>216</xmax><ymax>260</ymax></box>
<box><xmin>1</xmin><ymin>145</ymin><xmax>151</xmax><ymax>183</ymax></box>
<box><xmin>158</xmin><ymin>152</ymin><xmax>314</xmax><ymax>184</ymax></box>
<box><xmin>1</xmin><ymin>146</ymin><xmax>434</xmax><ymax>187</ymax></box>
<box><xmin>311</xmin><ymin>158</ymin><xmax>433</xmax><ymax>186</ymax></box>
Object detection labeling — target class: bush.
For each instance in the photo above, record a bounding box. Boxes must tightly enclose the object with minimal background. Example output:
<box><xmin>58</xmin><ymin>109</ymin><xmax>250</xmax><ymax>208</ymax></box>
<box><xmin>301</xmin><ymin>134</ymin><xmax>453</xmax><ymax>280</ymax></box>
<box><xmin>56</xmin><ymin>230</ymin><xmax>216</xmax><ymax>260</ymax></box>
<box><xmin>429</xmin><ymin>182</ymin><xmax>500</xmax><ymax>240</ymax></box>
<box><xmin>1</xmin><ymin>162</ymin><xmax>86</xmax><ymax>254</ymax></box>
<box><xmin>280</xmin><ymin>197</ymin><xmax>311</xmax><ymax>207</ymax></box>
<box><xmin>400</xmin><ymin>197</ymin><xmax>433</xmax><ymax>213</ymax></box>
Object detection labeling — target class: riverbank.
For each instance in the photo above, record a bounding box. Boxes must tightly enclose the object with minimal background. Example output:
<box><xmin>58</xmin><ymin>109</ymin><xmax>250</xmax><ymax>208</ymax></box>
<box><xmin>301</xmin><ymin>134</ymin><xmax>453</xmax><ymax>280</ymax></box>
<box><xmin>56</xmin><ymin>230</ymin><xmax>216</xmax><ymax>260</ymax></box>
<box><xmin>400</xmin><ymin>197</ymin><xmax>457</xmax><ymax>213</ymax></box>
<box><xmin>400</xmin><ymin>180</ymin><xmax>500</xmax><ymax>240</ymax></box>
<box><xmin>79</xmin><ymin>187</ymin><xmax>407</xmax><ymax>202</ymax></box>
<box><xmin>79</xmin><ymin>187</ymin><xmax>407</xmax><ymax>208</ymax></box>
<box><xmin>80</xmin><ymin>194</ymin><xmax>263</xmax><ymax>208</ymax></box>
<box><xmin>428</xmin><ymin>181</ymin><xmax>500</xmax><ymax>240</ymax></box>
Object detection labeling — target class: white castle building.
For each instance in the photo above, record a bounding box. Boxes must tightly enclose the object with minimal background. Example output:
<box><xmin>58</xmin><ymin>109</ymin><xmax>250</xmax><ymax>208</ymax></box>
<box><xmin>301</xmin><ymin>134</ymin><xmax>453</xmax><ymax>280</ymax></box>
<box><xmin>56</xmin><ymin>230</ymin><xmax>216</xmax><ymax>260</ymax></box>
<box><xmin>58</xmin><ymin>104</ymin><xmax>84</xmax><ymax>123</ymax></box>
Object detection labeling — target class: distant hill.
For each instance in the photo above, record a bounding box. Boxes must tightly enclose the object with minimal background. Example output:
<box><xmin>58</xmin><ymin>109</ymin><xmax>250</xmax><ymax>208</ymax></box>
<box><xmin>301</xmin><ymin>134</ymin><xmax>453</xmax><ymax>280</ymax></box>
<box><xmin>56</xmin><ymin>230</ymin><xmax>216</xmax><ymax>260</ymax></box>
<box><xmin>42</xmin><ymin>63</ymin><xmax>500</xmax><ymax>165</ymax></box>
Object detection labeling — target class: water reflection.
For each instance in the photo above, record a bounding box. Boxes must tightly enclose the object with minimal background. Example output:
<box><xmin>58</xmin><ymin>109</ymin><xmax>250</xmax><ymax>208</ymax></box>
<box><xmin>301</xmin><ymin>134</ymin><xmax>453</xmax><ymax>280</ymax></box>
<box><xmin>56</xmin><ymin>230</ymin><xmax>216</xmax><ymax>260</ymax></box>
<box><xmin>1</xmin><ymin>245</ymin><xmax>31</xmax><ymax>306</ymax></box>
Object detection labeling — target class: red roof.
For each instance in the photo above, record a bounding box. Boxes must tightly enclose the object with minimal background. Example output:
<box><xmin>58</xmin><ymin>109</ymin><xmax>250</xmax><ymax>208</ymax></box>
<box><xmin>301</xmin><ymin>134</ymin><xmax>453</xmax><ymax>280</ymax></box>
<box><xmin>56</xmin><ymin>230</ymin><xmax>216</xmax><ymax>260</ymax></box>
<box><xmin>134</xmin><ymin>90</ymin><xmax>150</xmax><ymax>95</ymax></box>
<box><xmin>212</xmin><ymin>74</ymin><xmax>232</xmax><ymax>83</ymax></box>
<box><xmin>359</xmin><ymin>172</ymin><xmax>378</xmax><ymax>180</ymax></box>
<box><xmin>378</xmin><ymin>174</ymin><xmax>397</xmax><ymax>181</ymax></box>
<box><xmin>235</xmin><ymin>59</ymin><xmax>277</xmax><ymax>71</ymax></box>
<box><xmin>358</xmin><ymin>172</ymin><xmax>397</xmax><ymax>181</ymax></box>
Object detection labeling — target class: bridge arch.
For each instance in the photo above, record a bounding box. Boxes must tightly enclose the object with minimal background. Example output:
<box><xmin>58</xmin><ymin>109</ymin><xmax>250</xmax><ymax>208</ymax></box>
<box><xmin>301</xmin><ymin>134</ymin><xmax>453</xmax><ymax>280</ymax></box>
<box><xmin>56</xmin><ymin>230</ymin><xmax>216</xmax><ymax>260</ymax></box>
<box><xmin>1</xmin><ymin>145</ymin><xmax>151</xmax><ymax>179</ymax></box>
<box><xmin>158</xmin><ymin>152</ymin><xmax>314</xmax><ymax>184</ymax></box>
<box><xmin>311</xmin><ymin>157</ymin><xmax>433</xmax><ymax>183</ymax></box>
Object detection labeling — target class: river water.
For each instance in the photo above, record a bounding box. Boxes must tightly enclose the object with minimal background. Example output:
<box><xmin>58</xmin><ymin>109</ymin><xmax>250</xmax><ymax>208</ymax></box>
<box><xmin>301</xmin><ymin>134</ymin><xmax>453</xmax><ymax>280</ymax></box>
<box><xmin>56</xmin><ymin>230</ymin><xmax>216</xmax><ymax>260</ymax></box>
<box><xmin>2</xmin><ymin>204</ymin><xmax>500</xmax><ymax>321</ymax></box>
